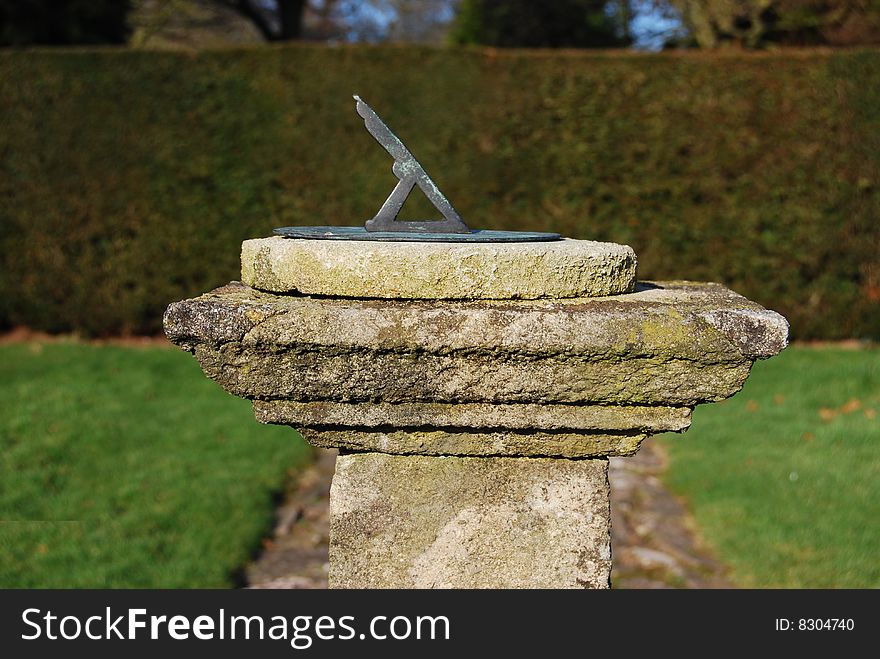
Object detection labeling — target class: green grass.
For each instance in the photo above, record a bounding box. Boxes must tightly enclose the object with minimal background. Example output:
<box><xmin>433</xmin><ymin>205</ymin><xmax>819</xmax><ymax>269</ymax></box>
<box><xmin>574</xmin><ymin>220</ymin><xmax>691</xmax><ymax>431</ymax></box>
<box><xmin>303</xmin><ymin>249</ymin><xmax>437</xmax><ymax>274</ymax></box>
<box><xmin>658</xmin><ymin>346</ymin><xmax>879</xmax><ymax>588</ymax></box>
<box><xmin>3</xmin><ymin>342</ymin><xmax>876</xmax><ymax>588</ymax></box>
<box><xmin>0</xmin><ymin>342</ymin><xmax>312</xmax><ymax>588</ymax></box>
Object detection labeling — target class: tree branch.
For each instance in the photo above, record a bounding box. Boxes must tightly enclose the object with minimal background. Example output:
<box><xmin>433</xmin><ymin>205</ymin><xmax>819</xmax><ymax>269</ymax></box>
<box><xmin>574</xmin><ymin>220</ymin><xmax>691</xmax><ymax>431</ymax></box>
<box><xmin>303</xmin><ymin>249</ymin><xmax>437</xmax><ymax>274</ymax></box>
<box><xmin>229</xmin><ymin>0</ymin><xmax>279</xmax><ymax>41</ymax></box>
<box><xmin>278</xmin><ymin>0</ymin><xmax>306</xmax><ymax>40</ymax></box>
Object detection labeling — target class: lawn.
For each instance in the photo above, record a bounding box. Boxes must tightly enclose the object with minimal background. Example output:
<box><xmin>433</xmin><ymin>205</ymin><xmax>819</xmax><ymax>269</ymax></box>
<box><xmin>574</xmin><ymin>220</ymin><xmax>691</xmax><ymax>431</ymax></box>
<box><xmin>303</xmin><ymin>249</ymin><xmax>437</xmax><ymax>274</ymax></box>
<box><xmin>658</xmin><ymin>346</ymin><xmax>879</xmax><ymax>588</ymax></box>
<box><xmin>0</xmin><ymin>341</ymin><xmax>312</xmax><ymax>588</ymax></box>
<box><xmin>2</xmin><ymin>342</ymin><xmax>876</xmax><ymax>589</ymax></box>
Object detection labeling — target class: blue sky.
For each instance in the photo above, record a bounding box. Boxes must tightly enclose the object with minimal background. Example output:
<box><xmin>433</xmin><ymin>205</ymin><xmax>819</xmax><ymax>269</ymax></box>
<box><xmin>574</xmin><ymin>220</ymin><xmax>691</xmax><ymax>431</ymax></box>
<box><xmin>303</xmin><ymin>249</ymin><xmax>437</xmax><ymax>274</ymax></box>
<box><xmin>311</xmin><ymin>0</ymin><xmax>683</xmax><ymax>49</ymax></box>
<box><xmin>630</xmin><ymin>1</ymin><xmax>682</xmax><ymax>49</ymax></box>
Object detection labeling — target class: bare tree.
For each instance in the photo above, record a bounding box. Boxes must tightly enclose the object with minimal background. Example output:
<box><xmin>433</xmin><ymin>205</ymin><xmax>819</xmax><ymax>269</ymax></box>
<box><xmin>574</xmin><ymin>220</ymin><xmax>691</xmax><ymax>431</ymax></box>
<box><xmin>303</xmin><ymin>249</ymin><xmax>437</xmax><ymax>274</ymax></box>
<box><xmin>664</xmin><ymin>0</ymin><xmax>880</xmax><ymax>48</ymax></box>
<box><xmin>225</xmin><ymin>0</ymin><xmax>307</xmax><ymax>40</ymax></box>
<box><xmin>129</xmin><ymin>0</ymin><xmax>460</xmax><ymax>47</ymax></box>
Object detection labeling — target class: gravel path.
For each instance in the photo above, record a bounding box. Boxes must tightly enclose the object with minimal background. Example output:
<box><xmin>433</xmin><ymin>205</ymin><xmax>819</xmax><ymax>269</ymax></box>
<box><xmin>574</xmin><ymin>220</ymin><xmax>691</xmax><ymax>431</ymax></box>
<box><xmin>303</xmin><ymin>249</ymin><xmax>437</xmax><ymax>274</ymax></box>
<box><xmin>609</xmin><ymin>442</ymin><xmax>733</xmax><ymax>588</ymax></box>
<box><xmin>247</xmin><ymin>443</ymin><xmax>733</xmax><ymax>589</ymax></box>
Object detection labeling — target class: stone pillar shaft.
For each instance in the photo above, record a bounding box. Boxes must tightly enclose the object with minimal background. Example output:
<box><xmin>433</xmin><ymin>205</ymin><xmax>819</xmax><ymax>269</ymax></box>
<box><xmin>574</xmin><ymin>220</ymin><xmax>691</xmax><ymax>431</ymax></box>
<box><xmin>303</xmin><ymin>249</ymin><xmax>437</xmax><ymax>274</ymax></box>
<box><xmin>329</xmin><ymin>451</ymin><xmax>611</xmax><ymax>589</ymax></box>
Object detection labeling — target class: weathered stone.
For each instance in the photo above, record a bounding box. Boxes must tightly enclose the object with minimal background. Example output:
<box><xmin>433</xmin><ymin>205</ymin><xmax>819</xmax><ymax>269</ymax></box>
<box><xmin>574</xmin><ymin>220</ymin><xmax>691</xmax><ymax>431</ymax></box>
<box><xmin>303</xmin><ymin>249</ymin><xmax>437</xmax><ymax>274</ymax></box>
<box><xmin>699</xmin><ymin>308</ymin><xmax>790</xmax><ymax>358</ymax></box>
<box><xmin>329</xmin><ymin>453</ymin><xmax>611</xmax><ymax>588</ymax></box>
<box><xmin>195</xmin><ymin>344</ymin><xmax>751</xmax><ymax>406</ymax></box>
<box><xmin>254</xmin><ymin>400</ymin><xmax>691</xmax><ymax>433</ymax></box>
<box><xmin>241</xmin><ymin>236</ymin><xmax>637</xmax><ymax>300</ymax></box>
<box><xmin>164</xmin><ymin>280</ymin><xmax>788</xmax><ymax>410</ymax></box>
<box><xmin>254</xmin><ymin>401</ymin><xmax>688</xmax><ymax>458</ymax></box>
<box><xmin>162</xmin><ymin>282</ymin><xmax>283</xmax><ymax>353</ymax></box>
<box><xmin>165</xmin><ymin>281</ymin><xmax>786</xmax><ymax>362</ymax></box>
<box><xmin>304</xmin><ymin>429</ymin><xmax>645</xmax><ymax>458</ymax></box>
<box><xmin>163</xmin><ymin>247</ymin><xmax>790</xmax><ymax>589</ymax></box>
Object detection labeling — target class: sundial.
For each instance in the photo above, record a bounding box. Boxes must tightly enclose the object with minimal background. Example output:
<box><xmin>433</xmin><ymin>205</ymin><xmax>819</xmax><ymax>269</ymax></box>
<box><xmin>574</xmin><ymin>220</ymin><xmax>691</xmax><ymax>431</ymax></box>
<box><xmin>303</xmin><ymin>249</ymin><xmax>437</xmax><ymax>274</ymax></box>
<box><xmin>167</xmin><ymin>92</ymin><xmax>789</xmax><ymax>593</ymax></box>
<box><xmin>274</xmin><ymin>96</ymin><xmax>561</xmax><ymax>243</ymax></box>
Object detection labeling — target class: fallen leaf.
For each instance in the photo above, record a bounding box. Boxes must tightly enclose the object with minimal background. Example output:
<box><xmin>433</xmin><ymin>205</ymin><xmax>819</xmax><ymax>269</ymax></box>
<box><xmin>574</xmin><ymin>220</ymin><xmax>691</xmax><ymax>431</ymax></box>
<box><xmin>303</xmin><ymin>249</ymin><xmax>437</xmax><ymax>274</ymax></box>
<box><xmin>840</xmin><ymin>399</ymin><xmax>862</xmax><ymax>414</ymax></box>
<box><xmin>773</xmin><ymin>394</ymin><xmax>785</xmax><ymax>405</ymax></box>
<box><xmin>746</xmin><ymin>400</ymin><xmax>759</xmax><ymax>412</ymax></box>
<box><xmin>818</xmin><ymin>408</ymin><xmax>836</xmax><ymax>422</ymax></box>
<box><xmin>865</xmin><ymin>408</ymin><xmax>876</xmax><ymax>420</ymax></box>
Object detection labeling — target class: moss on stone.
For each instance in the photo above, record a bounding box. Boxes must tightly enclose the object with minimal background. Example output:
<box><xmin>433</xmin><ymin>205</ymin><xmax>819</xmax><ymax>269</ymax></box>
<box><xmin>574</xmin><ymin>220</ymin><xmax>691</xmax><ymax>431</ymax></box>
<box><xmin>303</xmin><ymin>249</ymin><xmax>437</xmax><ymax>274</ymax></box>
<box><xmin>241</xmin><ymin>236</ymin><xmax>637</xmax><ymax>300</ymax></box>
<box><xmin>329</xmin><ymin>453</ymin><xmax>612</xmax><ymax>588</ymax></box>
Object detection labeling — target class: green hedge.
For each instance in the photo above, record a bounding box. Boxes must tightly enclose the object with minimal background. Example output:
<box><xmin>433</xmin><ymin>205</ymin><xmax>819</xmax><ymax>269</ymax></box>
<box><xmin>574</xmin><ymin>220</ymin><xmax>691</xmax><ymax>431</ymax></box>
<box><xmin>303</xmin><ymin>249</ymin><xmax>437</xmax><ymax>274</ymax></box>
<box><xmin>1</xmin><ymin>46</ymin><xmax>878</xmax><ymax>338</ymax></box>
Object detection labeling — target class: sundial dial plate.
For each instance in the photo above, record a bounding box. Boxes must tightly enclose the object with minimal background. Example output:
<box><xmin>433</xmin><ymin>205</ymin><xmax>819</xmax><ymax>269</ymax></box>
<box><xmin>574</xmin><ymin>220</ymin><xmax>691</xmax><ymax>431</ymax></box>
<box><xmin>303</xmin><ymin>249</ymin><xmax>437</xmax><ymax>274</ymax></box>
<box><xmin>274</xmin><ymin>226</ymin><xmax>561</xmax><ymax>243</ymax></box>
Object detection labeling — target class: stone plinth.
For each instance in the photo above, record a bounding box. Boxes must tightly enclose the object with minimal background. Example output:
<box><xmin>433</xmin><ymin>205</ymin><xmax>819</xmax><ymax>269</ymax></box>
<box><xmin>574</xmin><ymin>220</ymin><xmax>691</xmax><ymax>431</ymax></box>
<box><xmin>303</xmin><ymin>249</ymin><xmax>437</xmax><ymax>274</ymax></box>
<box><xmin>241</xmin><ymin>236</ymin><xmax>637</xmax><ymax>300</ymax></box>
<box><xmin>164</xmin><ymin>236</ymin><xmax>788</xmax><ymax>589</ymax></box>
<box><xmin>164</xmin><ymin>281</ymin><xmax>787</xmax><ymax>459</ymax></box>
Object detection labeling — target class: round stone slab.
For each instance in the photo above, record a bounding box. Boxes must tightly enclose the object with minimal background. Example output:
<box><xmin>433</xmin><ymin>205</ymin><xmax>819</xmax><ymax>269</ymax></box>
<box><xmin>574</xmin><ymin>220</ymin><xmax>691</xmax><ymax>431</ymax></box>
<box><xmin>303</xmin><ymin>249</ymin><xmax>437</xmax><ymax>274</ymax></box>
<box><xmin>241</xmin><ymin>236</ymin><xmax>637</xmax><ymax>300</ymax></box>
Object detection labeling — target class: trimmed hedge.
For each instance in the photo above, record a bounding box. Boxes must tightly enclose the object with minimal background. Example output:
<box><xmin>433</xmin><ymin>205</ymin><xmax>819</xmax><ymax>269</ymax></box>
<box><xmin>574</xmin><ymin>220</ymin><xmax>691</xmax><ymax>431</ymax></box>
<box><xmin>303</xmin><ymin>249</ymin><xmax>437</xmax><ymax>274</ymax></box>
<box><xmin>1</xmin><ymin>46</ymin><xmax>878</xmax><ymax>338</ymax></box>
